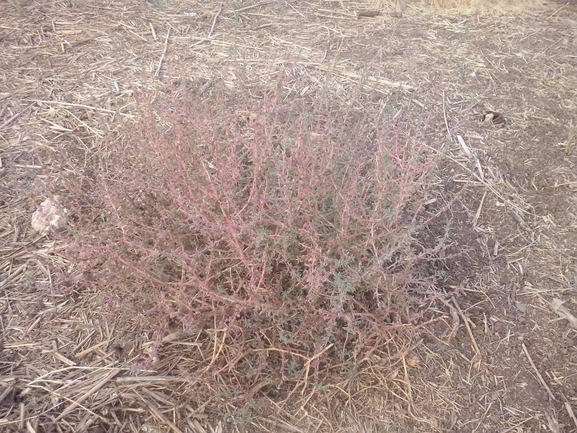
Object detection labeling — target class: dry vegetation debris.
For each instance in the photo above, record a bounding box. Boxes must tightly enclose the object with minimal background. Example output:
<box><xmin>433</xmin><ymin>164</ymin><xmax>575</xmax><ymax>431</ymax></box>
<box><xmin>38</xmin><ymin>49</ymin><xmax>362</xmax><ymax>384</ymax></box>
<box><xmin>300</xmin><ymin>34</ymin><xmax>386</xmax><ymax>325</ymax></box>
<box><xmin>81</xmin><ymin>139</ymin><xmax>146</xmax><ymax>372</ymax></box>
<box><xmin>1</xmin><ymin>0</ymin><xmax>577</xmax><ymax>432</ymax></box>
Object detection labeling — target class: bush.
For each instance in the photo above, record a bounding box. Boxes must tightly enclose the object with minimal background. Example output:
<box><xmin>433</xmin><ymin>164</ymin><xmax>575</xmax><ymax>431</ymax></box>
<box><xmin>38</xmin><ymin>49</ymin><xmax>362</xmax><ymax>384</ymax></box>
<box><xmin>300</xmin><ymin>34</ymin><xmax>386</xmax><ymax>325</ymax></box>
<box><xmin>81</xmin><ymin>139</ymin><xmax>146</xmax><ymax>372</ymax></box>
<box><xmin>69</xmin><ymin>83</ymin><xmax>441</xmax><ymax>407</ymax></box>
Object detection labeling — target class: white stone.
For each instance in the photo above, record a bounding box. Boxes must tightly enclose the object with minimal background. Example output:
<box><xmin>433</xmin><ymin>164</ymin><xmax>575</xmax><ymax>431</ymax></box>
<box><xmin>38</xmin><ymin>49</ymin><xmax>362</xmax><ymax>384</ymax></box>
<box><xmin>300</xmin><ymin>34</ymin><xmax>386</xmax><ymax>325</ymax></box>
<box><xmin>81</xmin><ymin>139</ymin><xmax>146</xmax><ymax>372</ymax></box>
<box><xmin>31</xmin><ymin>196</ymin><xmax>68</xmax><ymax>234</ymax></box>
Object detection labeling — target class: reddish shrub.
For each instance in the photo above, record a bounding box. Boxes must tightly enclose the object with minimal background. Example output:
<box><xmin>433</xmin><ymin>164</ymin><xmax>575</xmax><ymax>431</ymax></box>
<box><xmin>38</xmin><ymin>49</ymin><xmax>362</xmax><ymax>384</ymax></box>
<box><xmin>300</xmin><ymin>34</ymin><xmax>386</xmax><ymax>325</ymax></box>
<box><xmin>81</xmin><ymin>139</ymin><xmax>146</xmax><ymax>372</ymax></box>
<box><xmin>68</xmin><ymin>83</ymin><xmax>442</xmax><ymax>405</ymax></box>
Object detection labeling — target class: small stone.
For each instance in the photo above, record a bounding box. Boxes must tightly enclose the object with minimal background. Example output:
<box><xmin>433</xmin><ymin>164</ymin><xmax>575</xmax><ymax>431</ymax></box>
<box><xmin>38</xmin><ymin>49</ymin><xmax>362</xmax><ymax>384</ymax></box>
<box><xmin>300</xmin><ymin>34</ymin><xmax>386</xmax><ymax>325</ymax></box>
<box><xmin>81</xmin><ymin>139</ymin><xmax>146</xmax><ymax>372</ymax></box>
<box><xmin>31</xmin><ymin>196</ymin><xmax>68</xmax><ymax>234</ymax></box>
<box><xmin>515</xmin><ymin>301</ymin><xmax>528</xmax><ymax>313</ymax></box>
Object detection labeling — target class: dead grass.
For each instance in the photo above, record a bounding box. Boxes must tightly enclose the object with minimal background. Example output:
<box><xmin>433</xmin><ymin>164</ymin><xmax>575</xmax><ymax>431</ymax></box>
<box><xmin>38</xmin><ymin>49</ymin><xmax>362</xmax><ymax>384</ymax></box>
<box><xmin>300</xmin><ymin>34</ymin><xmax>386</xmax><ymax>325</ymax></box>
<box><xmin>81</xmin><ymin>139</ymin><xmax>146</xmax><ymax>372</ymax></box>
<box><xmin>1</xmin><ymin>0</ymin><xmax>577</xmax><ymax>431</ymax></box>
<box><xmin>373</xmin><ymin>0</ymin><xmax>551</xmax><ymax>15</ymax></box>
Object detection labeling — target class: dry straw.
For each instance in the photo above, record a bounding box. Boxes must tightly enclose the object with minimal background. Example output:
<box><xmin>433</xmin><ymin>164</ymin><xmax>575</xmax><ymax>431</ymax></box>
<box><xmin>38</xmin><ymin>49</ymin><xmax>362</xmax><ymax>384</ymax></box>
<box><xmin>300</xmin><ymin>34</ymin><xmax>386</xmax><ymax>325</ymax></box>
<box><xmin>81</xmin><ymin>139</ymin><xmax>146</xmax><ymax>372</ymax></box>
<box><xmin>1</xmin><ymin>0</ymin><xmax>576</xmax><ymax>431</ymax></box>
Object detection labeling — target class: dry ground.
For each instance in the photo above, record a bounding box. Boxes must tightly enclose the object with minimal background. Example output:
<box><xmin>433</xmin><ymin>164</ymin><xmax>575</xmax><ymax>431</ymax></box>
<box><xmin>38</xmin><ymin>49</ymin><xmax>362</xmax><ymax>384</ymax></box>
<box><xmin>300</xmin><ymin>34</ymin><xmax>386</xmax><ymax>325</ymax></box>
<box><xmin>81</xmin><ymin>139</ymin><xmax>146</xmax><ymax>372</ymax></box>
<box><xmin>1</xmin><ymin>0</ymin><xmax>576</xmax><ymax>432</ymax></box>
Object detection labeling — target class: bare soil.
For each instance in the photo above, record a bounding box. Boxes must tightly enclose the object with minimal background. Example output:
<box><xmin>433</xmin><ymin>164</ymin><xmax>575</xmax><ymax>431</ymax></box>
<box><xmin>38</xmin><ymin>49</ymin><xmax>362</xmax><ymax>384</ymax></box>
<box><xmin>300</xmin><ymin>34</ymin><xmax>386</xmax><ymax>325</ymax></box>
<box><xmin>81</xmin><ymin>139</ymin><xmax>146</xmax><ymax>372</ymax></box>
<box><xmin>1</xmin><ymin>0</ymin><xmax>576</xmax><ymax>432</ymax></box>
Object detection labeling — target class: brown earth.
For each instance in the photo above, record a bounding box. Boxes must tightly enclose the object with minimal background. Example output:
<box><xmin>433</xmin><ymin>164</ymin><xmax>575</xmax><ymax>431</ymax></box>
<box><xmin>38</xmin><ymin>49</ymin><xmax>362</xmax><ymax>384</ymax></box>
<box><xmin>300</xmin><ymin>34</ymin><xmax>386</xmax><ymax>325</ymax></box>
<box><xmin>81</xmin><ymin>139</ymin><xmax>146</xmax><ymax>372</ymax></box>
<box><xmin>1</xmin><ymin>0</ymin><xmax>576</xmax><ymax>432</ymax></box>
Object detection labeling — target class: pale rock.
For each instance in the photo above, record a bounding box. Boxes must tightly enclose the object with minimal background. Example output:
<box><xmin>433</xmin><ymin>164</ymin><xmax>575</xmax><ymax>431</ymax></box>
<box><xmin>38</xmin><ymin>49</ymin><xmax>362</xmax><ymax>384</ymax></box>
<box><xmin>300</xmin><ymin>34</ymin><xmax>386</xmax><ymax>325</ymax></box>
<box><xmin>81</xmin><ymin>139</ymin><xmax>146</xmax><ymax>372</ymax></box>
<box><xmin>31</xmin><ymin>196</ymin><xmax>68</xmax><ymax>234</ymax></box>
